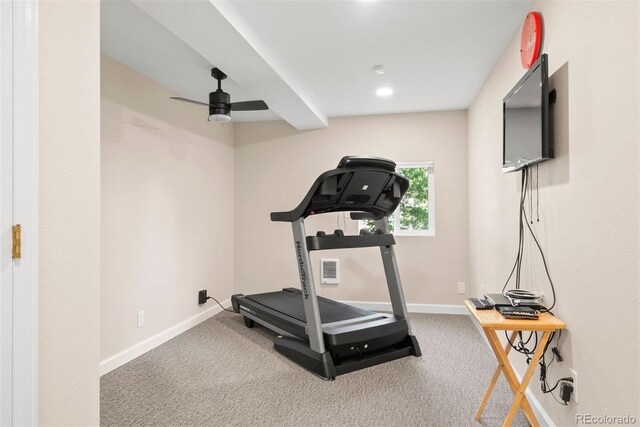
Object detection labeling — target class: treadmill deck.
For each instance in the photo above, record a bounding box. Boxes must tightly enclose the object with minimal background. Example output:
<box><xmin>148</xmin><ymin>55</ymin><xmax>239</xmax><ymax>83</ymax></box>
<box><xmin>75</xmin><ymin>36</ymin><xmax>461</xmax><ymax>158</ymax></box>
<box><xmin>245</xmin><ymin>289</ymin><xmax>373</xmax><ymax>324</ymax></box>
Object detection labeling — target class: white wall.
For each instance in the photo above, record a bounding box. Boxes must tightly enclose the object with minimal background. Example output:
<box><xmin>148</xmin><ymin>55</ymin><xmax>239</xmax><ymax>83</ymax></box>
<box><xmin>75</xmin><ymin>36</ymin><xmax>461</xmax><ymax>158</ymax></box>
<box><xmin>100</xmin><ymin>57</ymin><xmax>235</xmax><ymax>362</ymax></box>
<box><xmin>468</xmin><ymin>1</ymin><xmax>639</xmax><ymax>424</ymax></box>
<box><xmin>38</xmin><ymin>1</ymin><xmax>101</xmax><ymax>425</ymax></box>
<box><xmin>234</xmin><ymin>112</ymin><xmax>469</xmax><ymax>305</ymax></box>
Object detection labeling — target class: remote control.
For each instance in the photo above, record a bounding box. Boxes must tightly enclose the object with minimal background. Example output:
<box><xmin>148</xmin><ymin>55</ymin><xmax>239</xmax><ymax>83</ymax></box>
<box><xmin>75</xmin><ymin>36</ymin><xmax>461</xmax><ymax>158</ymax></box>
<box><xmin>479</xmin><ymin>298</ymin><xmax>494</xmax><ymax>309</ymax></box>
<box><xmin>469</xmin><ymin>298</ymin><xmax>491</xmax><ymax>310</ymax></box>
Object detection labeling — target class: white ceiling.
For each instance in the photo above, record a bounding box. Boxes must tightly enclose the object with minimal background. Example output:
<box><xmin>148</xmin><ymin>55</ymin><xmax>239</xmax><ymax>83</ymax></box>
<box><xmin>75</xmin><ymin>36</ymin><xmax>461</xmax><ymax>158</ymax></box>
<box><xmin>101</xmin><ymin>0</ymin><xmax>533</xmax><ymax>129</ymax></box>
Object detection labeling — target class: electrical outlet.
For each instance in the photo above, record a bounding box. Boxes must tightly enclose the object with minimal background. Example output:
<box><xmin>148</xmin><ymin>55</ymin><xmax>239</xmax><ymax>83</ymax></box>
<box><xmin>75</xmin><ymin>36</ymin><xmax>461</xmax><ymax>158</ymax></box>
<box><xmin>570</xmin><ymin>368</ymin><xmax>578</xmax><ymax>403</ymax></box>
<box><xmin>457</xmin><ymin>282</ymin><xmax>466</xmax><ymax>294</ymax></box>
<box><xmin>137</xmin><ymin>311</ymin><xmax>145</xmax><ymax>328</ymax></box>
<box><xmin>199</xmin><ymin>289</ymin><xmax>208</xmax><ymax>305</ymax></box>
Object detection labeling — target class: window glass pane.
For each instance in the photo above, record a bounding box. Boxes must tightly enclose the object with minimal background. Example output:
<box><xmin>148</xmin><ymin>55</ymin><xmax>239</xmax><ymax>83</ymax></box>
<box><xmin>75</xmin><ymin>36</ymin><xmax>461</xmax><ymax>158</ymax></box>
<box><xmin>398</xmin><ymin>166</ymin><xmax>429</xmax><ymax>231</ymax></box>
<box><xmin>362</xmin><ymin>215</ymin><xmax>393</xmax><ymax>233</ymax></box>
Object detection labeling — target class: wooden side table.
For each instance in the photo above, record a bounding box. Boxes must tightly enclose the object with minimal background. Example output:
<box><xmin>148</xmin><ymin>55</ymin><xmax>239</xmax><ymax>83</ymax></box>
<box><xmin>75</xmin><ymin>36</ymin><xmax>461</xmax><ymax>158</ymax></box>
<box><xmin>465</xmin><ymin>300</ymin><xmax>566</xmax><ymax>427</ymax></box>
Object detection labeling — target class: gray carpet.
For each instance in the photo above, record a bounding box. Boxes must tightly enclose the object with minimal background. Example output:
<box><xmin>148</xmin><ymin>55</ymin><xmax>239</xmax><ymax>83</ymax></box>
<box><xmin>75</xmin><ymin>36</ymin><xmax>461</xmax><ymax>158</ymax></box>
<box><xmin>101</xmin><ymin>312</ymin><xmax>527</xmax><ymax>426</ymax></box>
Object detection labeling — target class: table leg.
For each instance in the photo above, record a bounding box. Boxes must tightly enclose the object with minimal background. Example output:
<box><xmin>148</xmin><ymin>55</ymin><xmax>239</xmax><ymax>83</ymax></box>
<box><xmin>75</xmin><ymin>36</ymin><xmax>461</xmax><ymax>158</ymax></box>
<box><xmin>475</xmin><ymin>331</ymin><xmax>518</xmax><ymax>420</ymax></box>
<box><xmin>485</xmin><ymin>330</ymin><xmax>538</xmax><ymax>427</ymax></box>
<box><xmin>503</xmin><ymin>330</ymin><xmax>552</xmax><ymax>427</ymax></box>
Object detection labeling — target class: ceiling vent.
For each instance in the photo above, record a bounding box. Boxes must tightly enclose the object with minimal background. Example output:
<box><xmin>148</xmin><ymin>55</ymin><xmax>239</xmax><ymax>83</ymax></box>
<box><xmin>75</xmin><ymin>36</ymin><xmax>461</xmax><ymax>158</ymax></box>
<box><xmin>320</xmin><ymin>259</ymin><xmax>340</xmax><ymax>285</ymax></box>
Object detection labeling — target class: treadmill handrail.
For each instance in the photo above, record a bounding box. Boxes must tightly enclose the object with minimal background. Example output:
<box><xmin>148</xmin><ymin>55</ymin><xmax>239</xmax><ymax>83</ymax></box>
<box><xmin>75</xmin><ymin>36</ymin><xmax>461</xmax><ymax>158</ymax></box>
<box><xmin>306</xmin><ymin>233</ymin><xmax>395</xmax><ymax>251</ymax></box>
<box><xmin>270</xmin><ymin>156</ymin><xmax>409</xmax><ymax>222</ymax></box>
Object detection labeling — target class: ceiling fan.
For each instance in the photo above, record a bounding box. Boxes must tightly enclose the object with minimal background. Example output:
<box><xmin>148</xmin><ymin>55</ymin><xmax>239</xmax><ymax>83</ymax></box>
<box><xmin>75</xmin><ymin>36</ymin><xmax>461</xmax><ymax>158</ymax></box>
<box><xmin>170</xmin><ymin>67</ymin><xmax>268</xmax><ymax>122</ymax></box>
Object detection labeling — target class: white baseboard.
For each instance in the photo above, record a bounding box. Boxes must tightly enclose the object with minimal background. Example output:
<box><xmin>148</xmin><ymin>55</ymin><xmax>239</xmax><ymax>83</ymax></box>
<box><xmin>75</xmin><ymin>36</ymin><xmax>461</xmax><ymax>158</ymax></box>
<box><xmin>100</xmin><ymin>299</ymin><xmax>232</xmax><ymax>376</ymax></box>
<box><xmin>342</xmin><ymin>300</ymin><xmax>467</xmax><ymax>315</ymax></box>
<box><xmin>466</xmin><ymin>315</ymin><xmax>555</xmax><ymax>427</ymax></box>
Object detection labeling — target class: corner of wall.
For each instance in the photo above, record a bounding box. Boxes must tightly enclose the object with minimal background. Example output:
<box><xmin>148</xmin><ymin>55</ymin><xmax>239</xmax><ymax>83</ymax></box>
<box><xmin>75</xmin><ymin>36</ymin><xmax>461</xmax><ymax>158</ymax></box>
<box><xmin>38</xmin><ymin>0</ymin><xmax>101</xmax><ymax>424</ymax></box>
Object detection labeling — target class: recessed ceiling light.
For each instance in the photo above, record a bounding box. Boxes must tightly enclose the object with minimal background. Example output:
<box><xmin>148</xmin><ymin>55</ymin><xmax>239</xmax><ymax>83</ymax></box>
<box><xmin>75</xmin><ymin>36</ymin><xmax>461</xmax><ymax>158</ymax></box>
<box><xmin>376</xmin><ymin>87</ymin><xmax>393</xmax><ymax>97</ymax></box>
<box><xmin>372</xmin><ymin>65</ymin><xmax>385</xmax><ymax>75</ymax></box>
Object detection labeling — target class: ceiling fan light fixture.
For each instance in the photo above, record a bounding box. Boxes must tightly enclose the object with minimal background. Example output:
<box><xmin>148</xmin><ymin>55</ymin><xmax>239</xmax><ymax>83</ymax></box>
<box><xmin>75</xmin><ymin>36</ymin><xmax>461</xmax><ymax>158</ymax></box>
<box><xmin>208</xmin><ymin>113</ymin><xmax>231</xmax><ymax>123</ymax></box>
<box><xmin>170</xmin><ymin>68</ymin><xmax>268</xmax><ymax>122</ymax></box>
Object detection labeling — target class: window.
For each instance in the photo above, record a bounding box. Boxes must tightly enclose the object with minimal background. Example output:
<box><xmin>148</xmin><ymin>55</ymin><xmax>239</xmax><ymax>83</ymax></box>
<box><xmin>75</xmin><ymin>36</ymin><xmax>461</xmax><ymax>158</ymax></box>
<box><xmin>359</xmin><ymin>161</ymin><xmax>435</xmax><ymax>236</ymax></box>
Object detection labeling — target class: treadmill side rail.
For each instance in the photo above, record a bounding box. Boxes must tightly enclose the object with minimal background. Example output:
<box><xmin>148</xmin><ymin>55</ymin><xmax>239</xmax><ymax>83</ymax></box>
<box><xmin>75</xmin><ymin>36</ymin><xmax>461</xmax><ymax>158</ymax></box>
<box><xmin>376</xmin><ymin>217</ymin><xmax>413</xmax><ymax>334</ymax></box>
<box><xmin>291</xmin><ymin>218</ymin><xmax>326</xmax><ymax>354</ymax></box>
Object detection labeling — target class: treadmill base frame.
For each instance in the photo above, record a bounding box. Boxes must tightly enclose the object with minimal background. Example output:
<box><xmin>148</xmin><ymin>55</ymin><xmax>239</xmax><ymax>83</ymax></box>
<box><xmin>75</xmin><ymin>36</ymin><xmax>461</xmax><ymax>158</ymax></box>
<box><xmin>274</xmin><ymin>333</ymin><xmax>421</xmax><ymax>380</ymax></box>
<box><xmin>274</xmin><ymin>336</ymin><xmax>337</xmax><ymax>380</ymax></box>
<box><xmin>232</xmin><ymin>292</ymin><xmax>422</xmax><ymax>380</ymax></box>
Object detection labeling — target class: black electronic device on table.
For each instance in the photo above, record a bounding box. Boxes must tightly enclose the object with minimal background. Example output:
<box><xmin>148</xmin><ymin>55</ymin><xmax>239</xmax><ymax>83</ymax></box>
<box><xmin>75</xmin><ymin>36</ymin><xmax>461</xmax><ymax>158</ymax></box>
<box><xmin>232</xmin><ymin>156</ymin><xmax>421</xmax><ymax>380</ymax></box>
<box><xmin>468</xmin><ymin>298</ymin><xmax>494</xmax><ymax>310</ymax></box>
<box><xmin>485</xmin><ymin>293</ymin><xmax>546</xmax><ymax>310</ymax></box>
<box><xmin>496</xmin><ymin>305</ymin><xmax>539</xmax><ymax>320</ymax></box>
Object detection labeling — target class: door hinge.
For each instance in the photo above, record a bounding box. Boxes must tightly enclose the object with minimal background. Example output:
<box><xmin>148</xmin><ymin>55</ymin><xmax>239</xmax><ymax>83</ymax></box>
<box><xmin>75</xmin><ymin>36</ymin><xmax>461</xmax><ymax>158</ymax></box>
<box><xmin>12</xmin><ymin>224</ymin><xmax>21</xmax><ymax>259</ymax></box>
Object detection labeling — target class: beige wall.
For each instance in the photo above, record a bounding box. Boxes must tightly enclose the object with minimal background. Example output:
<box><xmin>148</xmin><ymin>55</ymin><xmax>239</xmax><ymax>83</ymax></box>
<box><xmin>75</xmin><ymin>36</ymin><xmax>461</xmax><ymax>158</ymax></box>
<box><xmin>468</xmin><ymin>1</ymin><xmax>639</xmax><ymax>424</ymax></box>
<box><xmin>234</xmin><ymin>112</ymin><xmax>469</xmax><ymax>305</ymax></box>
<box><xmin>100</xmin><ymin>57</ymin><xmax>235</xmax><ymax>361</ymax></box>
<box><xmin>38</xmin><ymin>1</ymin><xmax>101</xmax><ymax>425</ymax></box>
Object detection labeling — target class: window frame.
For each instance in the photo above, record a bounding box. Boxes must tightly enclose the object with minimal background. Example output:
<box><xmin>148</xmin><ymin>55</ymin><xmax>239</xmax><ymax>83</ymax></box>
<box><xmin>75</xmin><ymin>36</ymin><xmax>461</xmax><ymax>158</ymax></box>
<box><xmin>358</xmin><ymin>161</ymin><xmax>435</xmax><ymax>237</ymax></box>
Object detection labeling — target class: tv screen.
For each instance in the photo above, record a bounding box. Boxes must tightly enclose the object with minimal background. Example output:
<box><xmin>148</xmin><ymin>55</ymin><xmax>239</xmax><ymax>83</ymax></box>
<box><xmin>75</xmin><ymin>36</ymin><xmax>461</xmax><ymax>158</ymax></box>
<box><xmin>503</xmin><ymin>54</ymin><xmax>553</xmax><ymax>173</ymax></box>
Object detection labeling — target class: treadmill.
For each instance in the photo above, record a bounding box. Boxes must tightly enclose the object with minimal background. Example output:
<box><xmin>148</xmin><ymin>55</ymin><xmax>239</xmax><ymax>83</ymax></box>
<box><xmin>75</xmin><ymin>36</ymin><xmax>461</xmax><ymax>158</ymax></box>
<box><xmin>232</xmin><ymin>156</ymin><xmax>421</xmax><ymax>379</ymax></box>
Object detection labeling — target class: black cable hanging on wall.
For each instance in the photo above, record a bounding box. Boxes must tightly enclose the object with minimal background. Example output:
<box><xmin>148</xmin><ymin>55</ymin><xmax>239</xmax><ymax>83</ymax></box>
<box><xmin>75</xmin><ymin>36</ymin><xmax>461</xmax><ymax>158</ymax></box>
<box><xmin>499</xmin><ymin>165</ymin><xmax>567</xmax><ymax>405</ymax></box>
<box><xmin>502</xmin><ymin>166</ymin><xmax>556</xmax><ymax>307</ymax></box>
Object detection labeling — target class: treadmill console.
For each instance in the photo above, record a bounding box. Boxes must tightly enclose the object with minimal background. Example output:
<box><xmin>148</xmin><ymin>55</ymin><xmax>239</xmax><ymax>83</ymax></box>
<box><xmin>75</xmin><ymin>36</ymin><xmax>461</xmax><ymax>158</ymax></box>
<box><xmin>271</xmin><ymin>156</ymin><xmax>408</xmax><ymax>222</ymax></box>
<box><xmin>336</xmin><ymin>155</ymin><xmax>396</xmax><ymax>171</ymax></box>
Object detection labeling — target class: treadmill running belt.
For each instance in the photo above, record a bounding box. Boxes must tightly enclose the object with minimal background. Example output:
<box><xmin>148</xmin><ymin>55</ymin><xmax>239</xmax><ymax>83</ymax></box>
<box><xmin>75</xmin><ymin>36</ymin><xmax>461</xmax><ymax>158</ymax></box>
<box><xmin>246</xmin><ymin>289</ymin><xmax>373</xmax><ymax>324</ymax></box>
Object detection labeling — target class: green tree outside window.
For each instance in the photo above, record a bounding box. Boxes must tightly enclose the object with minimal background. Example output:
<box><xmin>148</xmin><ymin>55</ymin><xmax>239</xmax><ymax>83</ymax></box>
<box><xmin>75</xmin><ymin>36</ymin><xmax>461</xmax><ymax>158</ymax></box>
<box><xmin>361</xmin><ymin>164</ymin><xmax>431</xmax><ymax>234</ymax></box>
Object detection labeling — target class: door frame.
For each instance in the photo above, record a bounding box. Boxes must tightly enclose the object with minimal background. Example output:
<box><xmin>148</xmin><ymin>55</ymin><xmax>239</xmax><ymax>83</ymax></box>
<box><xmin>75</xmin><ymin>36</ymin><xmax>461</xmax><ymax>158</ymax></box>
<box><xmin>1</xmin><ymin>0</ymin><xmax>38</xmax><ymax>425</ymax></box>
<box><xmin>0</xmin><ymin>0</ymin><xmax>14</xmax><ymax>422</ymax></box>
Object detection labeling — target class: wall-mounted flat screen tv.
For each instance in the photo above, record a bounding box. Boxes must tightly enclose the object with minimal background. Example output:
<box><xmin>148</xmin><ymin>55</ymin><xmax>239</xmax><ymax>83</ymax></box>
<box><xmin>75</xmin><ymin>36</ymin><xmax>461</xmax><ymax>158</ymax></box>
<box><xmin>503</xmin><ymin>53</ymin><xmax>553</xmax><ymax>173</ymax></box>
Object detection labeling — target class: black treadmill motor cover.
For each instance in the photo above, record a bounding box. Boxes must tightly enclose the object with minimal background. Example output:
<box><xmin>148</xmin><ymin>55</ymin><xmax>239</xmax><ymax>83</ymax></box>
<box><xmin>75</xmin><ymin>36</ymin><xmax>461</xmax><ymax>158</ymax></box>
<box><xmin>271</xmin><ymin>156</ymin><xmax>409</xmax><ymax>222</ymax></box>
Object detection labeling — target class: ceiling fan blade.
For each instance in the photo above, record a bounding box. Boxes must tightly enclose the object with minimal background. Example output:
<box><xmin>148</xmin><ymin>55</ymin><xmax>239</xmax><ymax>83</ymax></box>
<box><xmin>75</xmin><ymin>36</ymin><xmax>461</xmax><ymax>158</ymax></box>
<box><xmin>229</xmin><ymin>100</ymin><xmax>268</xmax><ymax>111</ymax></box>
<box><xmin>170</xmin><ymin>97</ymin><xmax>211</xmax><ymax>107</ymax></box>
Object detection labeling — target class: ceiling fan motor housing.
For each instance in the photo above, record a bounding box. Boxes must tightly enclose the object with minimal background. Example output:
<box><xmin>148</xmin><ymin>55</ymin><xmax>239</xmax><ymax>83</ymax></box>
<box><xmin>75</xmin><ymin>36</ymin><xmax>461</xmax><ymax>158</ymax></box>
<box><xmin>209</xmin><ymin>89</ymin><xmax>231</xmax><ymax>116</ymax></box>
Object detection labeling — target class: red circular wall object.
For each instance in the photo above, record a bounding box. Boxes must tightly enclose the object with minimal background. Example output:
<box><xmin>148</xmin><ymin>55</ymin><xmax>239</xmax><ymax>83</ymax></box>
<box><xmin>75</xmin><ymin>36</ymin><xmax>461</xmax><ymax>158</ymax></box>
<box><xmin>520</xmin><ymin>11</ymin><xmax>542</xmax><ymax>69</ymax></box>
